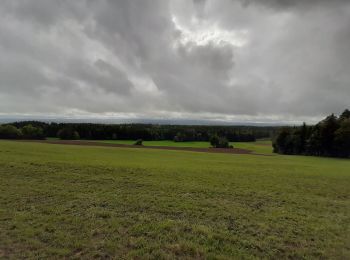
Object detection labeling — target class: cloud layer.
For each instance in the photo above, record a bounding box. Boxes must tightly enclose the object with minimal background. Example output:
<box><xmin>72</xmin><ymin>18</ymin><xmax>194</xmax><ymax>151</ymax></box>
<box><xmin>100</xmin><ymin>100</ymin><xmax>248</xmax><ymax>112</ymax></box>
<box><xmin>0</xmin><ymin>0</ymin><xmax>349</xmax><ymax>123</ymax></box>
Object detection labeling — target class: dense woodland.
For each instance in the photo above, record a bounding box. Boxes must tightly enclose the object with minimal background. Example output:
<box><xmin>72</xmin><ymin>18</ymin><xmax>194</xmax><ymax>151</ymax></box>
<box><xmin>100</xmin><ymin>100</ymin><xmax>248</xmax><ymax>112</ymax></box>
<box><xmin>0</xmin><ymin>122</ymin><xmax>277</xmax><ymax>142</ymax></box>
<box><xmin>2</xmin><ymin>110</ymin><xmax>349</xmax><ymax>157</ymax></box>
<box><xmin>273</xmin><ymin>109</ymin><xmax>350</xmax><ymax>158</ymax></box>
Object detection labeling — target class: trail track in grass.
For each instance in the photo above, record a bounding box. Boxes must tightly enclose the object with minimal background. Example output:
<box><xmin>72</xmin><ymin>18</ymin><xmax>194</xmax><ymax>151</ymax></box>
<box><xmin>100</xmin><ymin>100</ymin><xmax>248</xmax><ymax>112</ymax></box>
<box><xmin>20</xmin><ymin>139</ymin><xmax>274</xmax><ymax>156</ymax></box>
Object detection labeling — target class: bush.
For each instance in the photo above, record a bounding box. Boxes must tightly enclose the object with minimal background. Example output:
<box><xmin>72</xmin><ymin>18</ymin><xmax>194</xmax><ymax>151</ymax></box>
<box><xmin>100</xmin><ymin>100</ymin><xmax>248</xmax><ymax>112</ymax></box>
<box><xmin>0</xmin><ymin>125</ymin><xmax>22</xmax><ymax>139</ymax></box>
<box><xmin>173</xmin><ymin>135</ymin><xmax>182</xmax><ymax>142</ymax></box>
<box><xmin>21</xmin><ymin>124</ymin><xmax>45</xmax><ymax>139</ymax></box>
<box><xmin>210</xmin><ymin>135</ymin><xmax>219</xmax><ymax>147</ymax></box>
<box><xmin>210</xmin><ymin>135</ymin><xmax>230</xmax><ymax>148</ymax></box>
<box><xmin>133</xmin><ymin>139</ymin><xmax>143</xmax><ymax>145</ymax></box>
<box><xmin>57</xmin><ymin>128</ymin><xmax>80</xmax><ymax>140</ymax></box>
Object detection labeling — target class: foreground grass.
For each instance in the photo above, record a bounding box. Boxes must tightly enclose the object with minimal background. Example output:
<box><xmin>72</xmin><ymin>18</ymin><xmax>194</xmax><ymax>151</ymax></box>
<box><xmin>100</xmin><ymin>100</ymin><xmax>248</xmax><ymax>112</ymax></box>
<box><xmin>0</xmin><ymin>140</ymin><xmax>349</xmax><ymax>259</ymax></box>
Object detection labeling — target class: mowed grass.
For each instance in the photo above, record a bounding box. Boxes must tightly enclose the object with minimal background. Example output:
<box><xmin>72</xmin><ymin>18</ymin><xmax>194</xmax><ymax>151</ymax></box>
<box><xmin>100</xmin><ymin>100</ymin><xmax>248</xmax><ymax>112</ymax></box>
<box><xmin>0</xmin><ymin>140</ymin><xmax>349</xmax><ymax>259</ymax></box>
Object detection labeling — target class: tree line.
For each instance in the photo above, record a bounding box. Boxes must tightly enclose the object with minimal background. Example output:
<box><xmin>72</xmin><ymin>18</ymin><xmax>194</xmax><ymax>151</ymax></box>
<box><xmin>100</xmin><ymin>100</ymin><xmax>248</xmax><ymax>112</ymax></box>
<box><xmin>1</xmin><ymin>122</ymin><xmax>277</xmax><ymax>142</ymax></box>
<box><xmin>0</xmin><ymin>124</ymin><xmax>45</xmax><ymax>140</ymax></box>
<box><xmin>273</xmin><ymin>109</ymin><xmax>350</xmax><ymax>158</ymax></box>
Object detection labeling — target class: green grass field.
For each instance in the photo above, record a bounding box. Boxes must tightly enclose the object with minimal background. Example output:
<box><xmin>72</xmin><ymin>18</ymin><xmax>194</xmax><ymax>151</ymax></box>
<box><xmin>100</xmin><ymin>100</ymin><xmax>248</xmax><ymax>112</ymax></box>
<box><xmin>0</xmin><ymin>140</ymin><xmax>349</xmax><ymax>258</ymax></box>
<box><xmin>92</xmin><ymin>139</ymin><xmax>273</xmax><ymax>155</ymax></box>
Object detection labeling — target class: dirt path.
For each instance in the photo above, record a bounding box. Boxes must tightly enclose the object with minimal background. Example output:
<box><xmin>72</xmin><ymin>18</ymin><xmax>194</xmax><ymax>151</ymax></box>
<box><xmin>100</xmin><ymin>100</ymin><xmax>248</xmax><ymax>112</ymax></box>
<box><xmin>20</xmin><ymin>140</ymin><xmax>274</xmax><ymax>156</ymax></box>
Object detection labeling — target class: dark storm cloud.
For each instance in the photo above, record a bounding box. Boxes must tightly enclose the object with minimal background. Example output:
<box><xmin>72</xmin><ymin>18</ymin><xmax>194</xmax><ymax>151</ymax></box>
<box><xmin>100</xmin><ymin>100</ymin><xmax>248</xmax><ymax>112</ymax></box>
<box><xmin>240</xmin><ymin>0</ymin><xmax>350</xmax><ymax>9</ymax></box>
<box><xmin>0</xmin><ymin>0</ymin><xmax>349</xmax><ymax>123</ymax></box>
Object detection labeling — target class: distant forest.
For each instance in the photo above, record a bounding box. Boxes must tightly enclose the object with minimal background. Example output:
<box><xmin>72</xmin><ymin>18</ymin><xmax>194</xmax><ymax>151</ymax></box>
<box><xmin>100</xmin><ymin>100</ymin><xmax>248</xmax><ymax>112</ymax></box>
<box><xmin>273</xmin><ymin>109</ymin><xmax>350</xmax><ymax>158</ymax></box>
<box><xmin>2</xmin><ymin>109</ymin><xmax>349</xmax><ymax>158</ymax></box>
<box><xmin>0</xmin><ymin>122</ymin><xmax>277</xmax><ymax>142</ymax></box>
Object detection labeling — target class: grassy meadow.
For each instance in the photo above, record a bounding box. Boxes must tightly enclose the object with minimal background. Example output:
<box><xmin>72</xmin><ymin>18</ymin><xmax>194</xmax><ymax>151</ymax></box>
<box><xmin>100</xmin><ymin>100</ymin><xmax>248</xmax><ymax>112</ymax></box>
<box><xmin>0</xmin><ymin>140</ymin><xmax>349</xmax><ymax>258</ymax></box>
<box><xmin>92</xmin><ymin>139</ymin><xmax>273</xmax><ymax>155</ymax></box>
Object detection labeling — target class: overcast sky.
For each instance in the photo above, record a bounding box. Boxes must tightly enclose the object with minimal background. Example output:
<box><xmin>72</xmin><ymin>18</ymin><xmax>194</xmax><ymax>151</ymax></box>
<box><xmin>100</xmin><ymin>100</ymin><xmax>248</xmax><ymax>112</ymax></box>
<box><xmin>0</xmin><ymin>0</ymin><xmax>349</xmax><ymax>124</ymax></box>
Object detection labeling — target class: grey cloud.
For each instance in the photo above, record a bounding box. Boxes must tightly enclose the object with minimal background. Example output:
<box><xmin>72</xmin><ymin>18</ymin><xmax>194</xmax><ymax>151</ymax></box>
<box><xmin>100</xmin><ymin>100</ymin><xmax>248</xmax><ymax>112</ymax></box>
<box><xmin>177</xmin><ymin>42</ymin><xmax>234</xmax><ymax>78</ymax></box>
<box><xmin>0</xmin><ymin>0</ymin><xmax>349</xmax><ymax>123</ymax></box>
<box><xmin>240</xmin><ymin>0</ymin><xmax>350</xmax><ymax>9</ymax></box>
<box><xmin>63</xmin><ymin>59</ymin><xmax>133</xmax><ymax>95</ymax></box>
<box><xmin>0</xmin><ymin>0</ymin><xmax>87</xmax><ymax>28</ymax></box>
<box><xmin>94</xmin><ymin>59</ymin><xmax>134</xmax><ymax>95</ymax></box>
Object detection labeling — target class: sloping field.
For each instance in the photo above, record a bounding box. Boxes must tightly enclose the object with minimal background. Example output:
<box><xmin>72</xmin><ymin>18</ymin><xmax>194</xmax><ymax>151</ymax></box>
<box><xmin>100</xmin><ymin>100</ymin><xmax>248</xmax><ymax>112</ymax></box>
<box><xmin>91</xmin><ymin>139</ymin><xmax>274</xmax><ymax>154</ymax></box>
<box><xmin>97</xmin><ymin>139</ymin><xmax>275</xmax><ymax>155</ymax></box>
<box><xmin>24</xmin><ymin>139</ymin><xmax>271</xmax><ymax>156</ymax></box>
<box><xmin>0</xmin><ymin>140</ymin><xmax>349</xmax><ymax>258</ymax></box>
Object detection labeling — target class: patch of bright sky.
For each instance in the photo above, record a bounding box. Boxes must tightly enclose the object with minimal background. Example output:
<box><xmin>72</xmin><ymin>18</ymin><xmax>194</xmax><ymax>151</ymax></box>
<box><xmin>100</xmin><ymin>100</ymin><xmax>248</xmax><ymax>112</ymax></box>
<box><xmin>172</xmin><ymin>15</ymin><xmax>249</xmax><ymax>47</ymax></box>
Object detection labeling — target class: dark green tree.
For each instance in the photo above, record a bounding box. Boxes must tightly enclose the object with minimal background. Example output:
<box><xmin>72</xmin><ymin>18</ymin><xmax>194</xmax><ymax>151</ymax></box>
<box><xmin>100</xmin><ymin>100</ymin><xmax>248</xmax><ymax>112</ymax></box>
<box><xmin>273</xmin><ymin>128</ymin><xmax>293</xmax><ymax>154</ymax></box>
<box><xmin>334</xmin><ymin>119</ymin><xmax>350</xmax><ymax>157</ymax></box>
<box><xmin>21</xmin><ymin>124</ymin><xmax>44</xmax><ymax>139</ymax></box>
<box><xmin>318</xmin><ymin>114</ymin><xmax>340</xmax><ymax>156</ymax></box>
<box><xmin>210</xmin><ymin>134</ymin><xmax>220</xmax><ymax>147</ymax></box>
<box><xmin>0</xmin><ymin>125</ymin><xmax>22</xmax><ymax>139</ymax></box>
<box><xmin>339</xmin><ymin>109</ymin><xmax>350</xmax><ymax>121</ymax></box>
<box><xmin>133</xmin><ymin>139</ymin><xmax>143</xmax><ymax>145</ymax></box>
<box><xmin>57</xmin><ymin>128</ymin><xmax>80</xmax><ymax>140</ymax></box>
<box><xmin>210</xmin><ymin>134</ymin><xmax>230</xmax><ymax>148</ymax></box>
<box><xmin>274</xmin><ymin>109</ymin><xmax>349</xmax><ymax>158</ymax></box>
<box><xmin>306</xmin><ymin>125</ymin><xmax>322</xmax><ymax>156</ymax></box>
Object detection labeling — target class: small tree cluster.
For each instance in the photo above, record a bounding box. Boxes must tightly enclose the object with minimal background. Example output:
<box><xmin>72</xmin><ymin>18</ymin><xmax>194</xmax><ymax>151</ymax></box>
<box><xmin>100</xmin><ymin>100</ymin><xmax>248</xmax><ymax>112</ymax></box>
<box><xmin>0</xmin><ymin>124</ymin><xmax>44</xmax><ymax>139</ymax></box>
<box><xmin>133</xmin><ymin>139</ymin><xmax>143</xmax><ymax>145</ymax></box>
<box><xmin>21</xmin><ymin>124</ymin><xmax>45</xmax><ymax>139</ymax></box>
<box><xmin>273</xmin><ymin>109</ymin><xmax>350</xmax><ymax>158</ymax></box>
<box><xmin>57</xmin><ymin>128</ymin><xmax>80</xmax><ymax>140</ymax></box>
<box><xmin>0</xmin><ymin>125</ymin><xmax>23</xmax><ymax>139</ymax></box>
<box><xmin>209</xmin><ymin>135</ymin><xmax>232</xmax><ymax>148</ymax></box>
